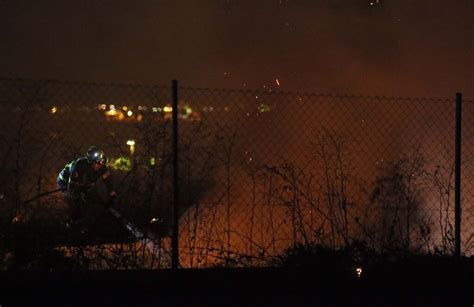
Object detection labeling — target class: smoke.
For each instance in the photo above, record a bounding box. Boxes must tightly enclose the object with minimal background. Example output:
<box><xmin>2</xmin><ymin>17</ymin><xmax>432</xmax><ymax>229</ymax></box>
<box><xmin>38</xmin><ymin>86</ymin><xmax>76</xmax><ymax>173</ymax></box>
<box><xmin>0</xmin><ymin>0</ymin><xmax>471</xmax><ymax>97</ymax></box>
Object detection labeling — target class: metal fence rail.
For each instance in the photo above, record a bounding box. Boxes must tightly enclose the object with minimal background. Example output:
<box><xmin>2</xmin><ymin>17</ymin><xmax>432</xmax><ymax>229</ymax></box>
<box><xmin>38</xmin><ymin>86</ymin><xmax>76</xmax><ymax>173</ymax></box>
<box><xmin>0</xmin><ymin>78</ymin><xmax>472</xmax><ymax>270</ymax></box>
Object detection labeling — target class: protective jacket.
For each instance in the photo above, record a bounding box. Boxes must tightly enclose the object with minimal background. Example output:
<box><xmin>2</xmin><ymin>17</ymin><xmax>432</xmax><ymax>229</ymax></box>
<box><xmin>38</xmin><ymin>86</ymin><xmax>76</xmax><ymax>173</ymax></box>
<box><xmin>57</xmin><ymin>157</ymin><xmax>116</xmax><ymax>199</ymax></box>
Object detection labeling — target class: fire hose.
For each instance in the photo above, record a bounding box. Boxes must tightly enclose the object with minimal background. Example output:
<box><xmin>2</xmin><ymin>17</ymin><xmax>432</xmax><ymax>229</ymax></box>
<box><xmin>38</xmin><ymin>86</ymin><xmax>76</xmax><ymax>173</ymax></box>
<box><xmin>13</xmin><ymin>188</ymin><xmax>165</xmax><ymax>256</ymax></box>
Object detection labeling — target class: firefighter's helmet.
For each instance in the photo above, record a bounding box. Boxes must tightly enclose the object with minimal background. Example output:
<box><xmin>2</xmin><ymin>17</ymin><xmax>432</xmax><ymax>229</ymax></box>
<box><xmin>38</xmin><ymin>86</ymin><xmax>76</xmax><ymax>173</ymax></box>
<box><xmin>86</xmin><ymin>146</ymin><xmax>107</xmax><ymax>165</ymax></box>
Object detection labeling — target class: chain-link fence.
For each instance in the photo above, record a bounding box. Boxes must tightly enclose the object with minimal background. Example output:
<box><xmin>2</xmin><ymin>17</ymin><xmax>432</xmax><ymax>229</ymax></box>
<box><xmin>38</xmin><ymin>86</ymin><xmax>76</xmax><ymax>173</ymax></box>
<box><xmin>0</xmin><ymin>78</ymin><xmax>472</xmax><ymax>270</ymax></box>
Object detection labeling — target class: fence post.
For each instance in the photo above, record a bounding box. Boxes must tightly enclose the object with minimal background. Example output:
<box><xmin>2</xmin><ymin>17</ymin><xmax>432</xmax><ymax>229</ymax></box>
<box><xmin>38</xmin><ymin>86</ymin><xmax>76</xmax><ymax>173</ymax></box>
<box><xmin>454</xmin><ymin>92</ymin><xmax>462</xmax><ymax>257</ymax></box>
<box><xmin>172</xmin><ymin>80</ymin><xmax>180</xmax><ymax>268</ymax></box>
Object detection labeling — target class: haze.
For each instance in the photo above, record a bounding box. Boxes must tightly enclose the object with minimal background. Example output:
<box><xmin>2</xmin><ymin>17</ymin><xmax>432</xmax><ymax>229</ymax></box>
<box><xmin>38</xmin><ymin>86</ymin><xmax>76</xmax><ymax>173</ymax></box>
<box><xmin>1</xmin><ymin>0</ymin><xmax>472</xmax><ymax>97</ymax></box>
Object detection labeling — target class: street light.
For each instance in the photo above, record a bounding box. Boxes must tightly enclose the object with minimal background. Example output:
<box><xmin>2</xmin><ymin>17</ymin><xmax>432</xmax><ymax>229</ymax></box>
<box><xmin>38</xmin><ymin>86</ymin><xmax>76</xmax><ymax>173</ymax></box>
<box><xmin>127</xmin><ymin>139</ymin><xmax>135</xmax><ymax>155</ymax></box>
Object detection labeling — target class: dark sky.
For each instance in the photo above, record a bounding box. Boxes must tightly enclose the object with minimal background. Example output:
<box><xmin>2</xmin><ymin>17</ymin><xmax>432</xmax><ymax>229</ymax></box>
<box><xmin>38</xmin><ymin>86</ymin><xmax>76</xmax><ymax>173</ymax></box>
<box><xmin>1</xmin><ymin>0</ymin><xmax>472</xmax><ymax>97</ymax></box>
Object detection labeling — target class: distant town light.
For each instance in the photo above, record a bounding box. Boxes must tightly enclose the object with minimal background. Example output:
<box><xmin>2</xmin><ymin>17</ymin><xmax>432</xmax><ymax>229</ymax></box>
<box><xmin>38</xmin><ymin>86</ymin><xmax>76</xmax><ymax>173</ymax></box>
<box><xmin>50</xmin><ymin>106</ymin><xmax>57</xmax><ymax>114</ymax></box>
<box><xmin>258</xmin><ymin>103</ymin><xmax>271</xmax><ymax>113</ymax></box>
<box><xmin>108</xmin><ymin>156</ymin><xmax>132</xmax><ymax>171</ymax></box>
<box><xmin>127</xmin><ymin>110</ymin><xmax>133</xmax><ymax>117</ymax></box>
<box><xmin>184</xmin><ymin>104</ymin><xmax>192</xmax><ymax>116</ymax></box>
<box><xmin>122</xmin><ymin>106</ymin><xmax>128</xmax><ymax>111</ymax></box>
<box><xmin>163</xmin><ymin>106</ymin><xmax>173</xmax><ymax>113</ymax></box>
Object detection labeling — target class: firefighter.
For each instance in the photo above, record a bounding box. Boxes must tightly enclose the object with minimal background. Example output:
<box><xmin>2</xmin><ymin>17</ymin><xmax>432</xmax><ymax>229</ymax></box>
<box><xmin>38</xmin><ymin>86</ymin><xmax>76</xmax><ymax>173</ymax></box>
<box><xmin>57</xmin><ymin>146</ymin><xmax>117</xmax><ymax>228</ymax></box>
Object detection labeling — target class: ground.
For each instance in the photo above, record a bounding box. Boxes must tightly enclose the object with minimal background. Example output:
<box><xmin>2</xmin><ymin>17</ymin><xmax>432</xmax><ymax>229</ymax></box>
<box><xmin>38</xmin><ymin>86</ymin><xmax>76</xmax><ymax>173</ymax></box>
<box><xmin>0</xmin><ymin>256</ymin><xmax>472</xmax><ymax>306</ymax></box>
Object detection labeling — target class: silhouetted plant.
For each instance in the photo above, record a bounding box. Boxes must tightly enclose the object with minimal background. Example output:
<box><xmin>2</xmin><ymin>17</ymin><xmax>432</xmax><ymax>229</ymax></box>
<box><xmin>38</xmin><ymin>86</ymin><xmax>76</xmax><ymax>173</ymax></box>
<box><xmin>426</xmin><ymin>163</ymin><xmax>456</xmax><ymax>255</ymax></box>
